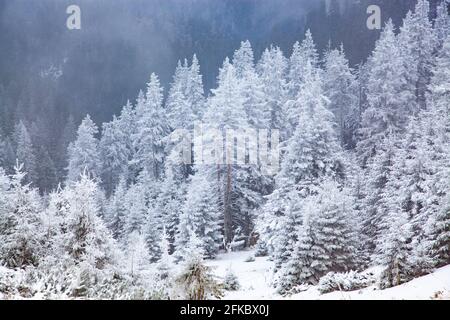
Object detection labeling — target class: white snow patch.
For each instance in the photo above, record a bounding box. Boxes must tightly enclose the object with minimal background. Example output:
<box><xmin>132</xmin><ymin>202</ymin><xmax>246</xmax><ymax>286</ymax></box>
<box><xmin>207</xmin><ymin>251</ymin><xmax>450</xmax><ymax>300</ymax></box>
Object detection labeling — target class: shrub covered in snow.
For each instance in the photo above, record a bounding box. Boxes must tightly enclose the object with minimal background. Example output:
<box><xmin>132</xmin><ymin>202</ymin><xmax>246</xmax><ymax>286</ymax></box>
<box><xmin>318</xmin><ymin>270</ymin><xmax>376</xmax><ymax>294</ymax></box>
<box><xmin>254</xmin><ymin>240</ymin><xmax>268</xmax><ymax>257</ymax></box>
<box><xmin>223</xmin><ymin>268</ymin><xmax>240</xmax><ymax>291</ymax></box>
<box><xmin>244</xmin><ymin>255</ymin><xmax>256</xmax><ymax>263</ymax></box>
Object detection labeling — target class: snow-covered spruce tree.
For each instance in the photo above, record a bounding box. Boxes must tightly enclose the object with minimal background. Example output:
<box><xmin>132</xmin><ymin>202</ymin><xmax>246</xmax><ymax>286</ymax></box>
<box><xmin>357</xmin><ymin>20</ymin><xmax>414</xmax><ymax>166</ymax></box>
<box><xmin>2</xmin><ymin>138</ymin><xmax>16</xmax><ymax>174</ymax></box>
<box><xmin>256</xmin><ymin>45</ymin><xmax>289</xmax><ymax>139</ymax></box>
<box><xmin>143</xmin><ymin>205</ymin><xmax>163</xmax><ymax>263</ymax></box>
<box><xmin>434</xmin><ymin>1</ymin><xmax>450</xmax><ymax>48</ymax></box>
<box><xmin>287</xmin><ymin>29</ymin><xmax>319</xmax><ymax>98</ymax></box>
<box><xmin>13</xmin><ymin>121</ymin><xmax>38</xmax><ymax>184</ymax></box>
<box><xmin>105</xmin><ymin>176</ymin><xmax>127</xmax><ymax>240</ymax></box>
<box><xmin>397</xmin><ymin>0</ymin><xmax>437</xmax><ymax>110</ymax></box>
<box><xmin>357</xmin><ymin>21</ymin><xmax>418</xmax><ymax>257</ymax></box>
<box><xmin>323</xmin><ymin>44</ymin><xmax>358</xmax><ymax>149</ymax></box>
<box><xmin>125</xmin><ymin>230</ymin><xmax>151</xmax><ymax>279</ymax></box>
<box><xmin>151</xmin><ymin>227</ymin><xmax>173</xmax><ymax>299</ymax></box>
<box><xmin>233</xmin><ymin>40</ymin><xmax>270</xmax><ymax>129</ymax></box>
<box><xmin>201</xmin><ymin>57</ymin><xmax>262</xmax><ymax>247</ymax></box>
<box><xmin>123</xmin><ymin>174</ymin><xmax>149</xmax><ymax>236</ymax></box>
<box><xmin>0</xmin><ymin>162</ymin><xmax>44</xmax><ymax>268</ymax></box>
<box><xmin>100</xmin><ymin>102</ymin><xmax>134</xmax><ymax>195</ymax></box>
<box><xmin>428</xmin><ymin>193</ymin><xmax>450</xmax><ymax>268</ymax></box>
<box><xmin>0</xmin><ymin>167</ymin><xmax>9</xmax><ymax>222</ymax></box>
<box><xmin>156</xmin><ymin>150</ymin><xmax>189</xmax><ymax>251</ymax></box>
<box><xmin>162</xmin><ymin>55</ymin><xmax>206</xmax><ymax>249</ymax></box>
<box><xmin>276</xmin><ymin>180</ymin><xmax>358</xmax><ymax>293</ymax></box>
<box><xmin>285</xmin><ymin>29</ymin><xmax>319</xmax><ymax>137</ymax></box>
<box><xmin>360</xmin><ymin>136</ymin><xmax>398</xmax><ymax>256</ymax></box>
<box><xmin>223</xmin><ymin>267</ymin><xmax>240</xmax><ymax>291</ymax></box>
<box><xmin>187</xmin><ymin>54</ymin><xmax>207</xmax><ymax>122</ymax></box>
<box><xmin>175</xmin><ymin>165</ymin><xmax>222</xmax><ymax>260</ymax></box>
<box><xmin>156</xmin><ymin>227</ymin><xmax>172</xmax><ymax>280</ymax></box>
<box><xmin>167</xmin><ymin>55</ymin><xmax>206</xmax><ymax>130</ymax></box>
<box><xmin>44</xmin><ymin>173</ymin><xmax>124</xmax><ymax>298</ymax></box>
<box><xmin>423</xmin><ymin>34</ymin><xmax>450</xmax><ymax>269</ymax></box>
<box><xmin>378</xmin><ymin>210</ymin><xmax>414</xmax><ymax>289</ymax></box>
<box><xmin>67</xmin><ymin>115</ymin><xmax>101</xmax><ymax>183</ymax></box>
<box><xmin>259</xmin><ymin>63</ymin><xmax>346</xmax><ymax>265</ymax></box>
<box><xmin>174</xmin><ymin>232</ymin><xmax>222</xmax><ymax>300</ymax></box>
<box><xmin>34</xmin><ymin>145</ymin><xmax>58</xmax><ymax>194</ymax></box>
<box><xmin>166</xmin><ymin>59</ymin><xmax>191</xmax><ymax>130</ymax></box>
<box><xmin>131</xmin><ymin>73</ymin><xmax>170</xmax><ymax>180</ymax></box>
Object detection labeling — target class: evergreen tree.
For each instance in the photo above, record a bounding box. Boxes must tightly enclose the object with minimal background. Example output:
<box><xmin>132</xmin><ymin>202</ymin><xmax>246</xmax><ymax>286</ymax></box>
<box><xmin>13</xmin><ymin>121</ymin><xmax>38</xmax><ymax>184</ymax></box>
<box><xmin>233</xmin><ymin>41</ymin><xmax>270</xmax><ymax>129</ymax></box>
<box><xmin>260</xmin><ymin>65</ymin><xmax>346</xmax><ymax>268</ymax></box>
<box><xmin>0</xmin><ymin>162</ymin><xmax>43</xmax><ymax>268</ymax></box>
<box><xmin>276</xmin><ymin>180</ymin><xmax>358</xmax><ymax>293</ymax></box>
<box><xmin>358</xmin><ymin>20</ymin><xmax>414</xmax><ymax>166</ymax></box>
<box><xmin>67</xmin><ymin>115</ymin><xmax>101</xmax><ymax>182</ymax></box>
<box><xmin>175</xmin><ymin>165</ymin><xmax>222</xmax><ymax>259</ymax></box>
<box><xmin>257</xmin><ymin>46</ymin><xmax>288</xmax><ymax>138</ymax></box>
<box><xmin>105</xmin><ymin>176</ymin><xmax>128</xmax><ymax>240</ymax></box>
<box><xmin>285</xmin><ymin>30</ymin><xmax>320</xmax><ymax>137</ymax></box>
<box><xmin>379</xmin><ymin>211</ymin><xmax>413</xmax><ymax>289</ymax></box>
<box><xmin>434</xmin><ymin>1</ymin><xmax>450</xmax><ymax>48</ymax></box>
<box><xmin>132</xmin><ymin>73</ymin><xmax>169</xmax><ymax>180</ymax></box>
<box><xmin>125</xmin><ymin>230</ymin><xmax>151</xmax><ymax>277</ymax></box>
<box><xmin>397</xmin><ymin>0</ymin><xmax>436</xmax><ymax>110</ymax></box>
<box><xmin>323</xmin><ymin>45</ymin><xmax>359</xmax><ymax>148</ymax></box>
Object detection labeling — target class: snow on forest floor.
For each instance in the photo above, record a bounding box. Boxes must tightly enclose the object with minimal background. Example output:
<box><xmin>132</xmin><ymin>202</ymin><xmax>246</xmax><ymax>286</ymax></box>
<box><xmin>207</xmin><ymin>250</ymin><xmax>450</xmax><ymax>300</ymax></box>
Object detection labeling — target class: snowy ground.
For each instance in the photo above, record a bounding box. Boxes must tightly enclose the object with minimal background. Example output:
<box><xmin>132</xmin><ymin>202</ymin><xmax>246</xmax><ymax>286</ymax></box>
<box><xmin>207</xmin><ymin>251</ymin><xmax>450</xmax><ymax>300</ymax></box>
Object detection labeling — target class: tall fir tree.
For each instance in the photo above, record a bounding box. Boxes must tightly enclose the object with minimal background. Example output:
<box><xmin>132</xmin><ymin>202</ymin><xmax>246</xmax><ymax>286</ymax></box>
<box><xmin>67</xmin><ymin>115</ymin><xmax>101</xmax><ymax>183</ymax></box>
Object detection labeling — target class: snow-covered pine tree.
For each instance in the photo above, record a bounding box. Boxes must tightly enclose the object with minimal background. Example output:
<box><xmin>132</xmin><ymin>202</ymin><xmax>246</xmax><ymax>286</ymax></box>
<box><xmin>157</xmin><ymin>227</ymin><xmax>172</xmax><ymax>279</ymax></box>
<box><xmin>285</xmin><ymin>30</ymin><xmax>320</xmax><ymax>137</ymax></box>
<box><xmin>100</xmin><ymin>100</ymin><xmax>136</xmax><ymax>194</ymax></box>
<box><xmin>42</xmin><ymin>172</ymin><xmax>124</xmax><ymax>298</ymax></box>
<box><xmin>166</xmin><ymin>60</ymin><xmax>191</xmax><ymax>130</ymax></box>
<box><xmin>397</xmin><ymin>0</ymin><xmax>436</xmax><ymax>110</ymax></box>
<box><xmin>132</xmin><ymin>73</ymin><xmax>170</xmax><ymax>180</ymax></box>
<box><xmin>175</xmin><ymin>232</ymin><xmax>222</xmax><ymax>300</ymax></box>
<box><xmin>175</xmin><ymin>165</ymin><xmax>222</xmax><ymax>259</ymax></box>
<box><xmin>123</xmin><ymin>177</ymin><xmax>148</xmax><ymax>236</ymax></box>
<box><xmin>125</xmin><ymin>230</ymin><xmax>151</xmax><ymax>278</ymax></box>
<box><xmin>323</xmin><ymin>44</ymin><xmax>358</xmax><ymax>149</ymax></box>
<box><xmin>201</xmin><ymin>57</ymin><xmax>251</xmax><ymax>246</ymax></box>
<box><xmin>434</xmin><ymin>1</ymin><xmax>450</xmax><ymax>48</ymax></box>
<box><xmin>428</xmin><ymin>193</ymin><xmax>450</xmax><ymax>268</ymax></box>
<box><xmin>0</xmin><ymin>162</ymin><xmax>44</xmax><ymax>268</ymax></box>
<box><xmin>361</xmin><ymin>136</ymin><xmax>398</xmax><ymax>256</ymax></box>
<box><xmin>13</xmin><ymin>121</ymin><xmax>38</xmax><ymax>184</ymax></box>
<box><xmin>157</xmin><ymin>146</ymin><xmax>189</xmax><ymax>251</ymax></box>
<box><xmin>422</xmin><ymin>34</ymin><xmax>450</xmax><ymax>269</ymax></box>
<box><xmin>287</xmin><ymin>29</ymin><xmax>319</xmax><ymax>99</ymax></box>
<box><xmin>233</xmin><ymin>40</ymin><xmax>270</xmax><ymax>129</ymax></box>
<box><xmin>67</xmin><ymin>115</ymin><xmax>101</xmax><ymax>183</ymax></box>
<box><xmin>276</xmin><ymin>180</ymin><xmax>358</xmax><ymax>293</ymax></box>
<box><xmin>143</xmin><ymin>204</ymin><xmax>163</xmax><ymax>263</ymax></box>
<box><xmin>260</xmin><ymin>63</ymin><xmax>346</xmax><ymax>270</ymax></box>
<box><xmin>378</xmin><ymin>210</ymin><xmax>413</xmax><ymax>289</ymax></box>
<box><xmin>187</xmin><ymin>54</ymin><xmax>206</xmax><ymax>122</ymax></box>
<box><xmin>256</xmin><ymin>45</ymin><xmax>289</xmax><ymax>139</ymax></box>
<box><xmin>357</xmin><ymin>20</ymin><xmax>414</xmax><ymax>166</ymax></box>
<box><xmin>105</xmin><ymin>176</ymin><xmax>127</xmax><ymax>240</ymax></box>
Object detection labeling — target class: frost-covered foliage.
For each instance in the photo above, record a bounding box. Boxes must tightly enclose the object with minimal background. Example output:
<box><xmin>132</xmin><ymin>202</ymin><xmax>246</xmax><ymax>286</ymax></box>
<box><xmin>318</xmin><ymin>270</ymin><xmax>377</xmax><ymax>294</ymax></box>
<box><xmin>173</xmin><ymin>234</ymin><xmax>223</xmax><ymax>300</ymax></box>
<box><xmin>223</xmin><ymin>267</ymin><xmax>240</xmax><ymax>291</ymax></box>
